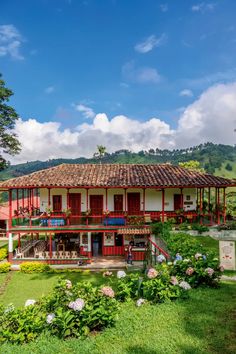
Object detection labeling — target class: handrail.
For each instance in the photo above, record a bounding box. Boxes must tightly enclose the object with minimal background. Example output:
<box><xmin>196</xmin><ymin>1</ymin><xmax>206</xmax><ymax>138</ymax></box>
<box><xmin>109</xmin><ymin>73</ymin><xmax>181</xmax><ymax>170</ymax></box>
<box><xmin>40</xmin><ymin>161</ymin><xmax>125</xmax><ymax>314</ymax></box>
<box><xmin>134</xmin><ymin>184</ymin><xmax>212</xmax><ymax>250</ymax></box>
<box><xmin>147</xmin><ymin>237</ymin><xmax>169</xmax><ymax>258</ymax></box>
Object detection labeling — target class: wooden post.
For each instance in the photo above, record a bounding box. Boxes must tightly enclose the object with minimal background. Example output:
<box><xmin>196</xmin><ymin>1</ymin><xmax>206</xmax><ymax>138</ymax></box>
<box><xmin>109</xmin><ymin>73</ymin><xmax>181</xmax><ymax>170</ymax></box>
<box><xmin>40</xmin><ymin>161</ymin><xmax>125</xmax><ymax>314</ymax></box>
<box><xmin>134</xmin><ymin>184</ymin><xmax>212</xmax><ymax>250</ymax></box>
<box><xmin>124</xmin><ymin>188</ymin><xmax>127</xmax><ymax>212</ymax></box>
<box><xmin>9</xmin><ymin>189</ymin><xmax>12</xmax><ymax>229</ymax></box>
<box><xmin>105</xmin><ymin>188</ymin><xmax>108</xmax><ymax>210</ymax></box>
<box><xmin>143</xmin><ymin>188</ymin><xmax>146</xmax><ymax>215</ymax></box>
<box><xmin>18</xmin><ymin>233</ymin><xmax>21</xmax><ymax>248</ymax></box>
<box><xmin>86</xmin><ymin>188</ymin><xmax>89</xmax><ymax>226</ymax></box>
<box><xmin>217</xmin><ymin>187</ymin><xmax>221</xmax><ymax>225</ymax></box>
<box><xmin>22</xmin><ymin>189</ymin><xmax>25</xmax><ymax>208</ymax></box>
<box><xmin>223</xmin><ymin>188</ymin><xmax>226</xmax><ymax>224</ymax></box>
<box><xmin>196</xmin><ymin>188</ymin><xmax>199</xmax><ymax>209</ymax></box>
<box><xmin>47</xmin><ymin>188</ymin><xmax>51</xmax><ymax>207</ymax></box>
<box><xmin>16</xmin><ymin>189</ymin><xmax>19</xmax><ymax>212</ymax></box>
<box><xmin>161</xmin><ymin>189</ymin><xmax>165</xmax><ymax>222</ymax></box>
<box><xmin>49</xmin><ymin>233</ymin><xmax>52</xmax><ymax>258</ymax></box>
<box><xmin>67</xmin><ymin>188</ymin><xmax>70</xmax><ymax>209</ymax></box>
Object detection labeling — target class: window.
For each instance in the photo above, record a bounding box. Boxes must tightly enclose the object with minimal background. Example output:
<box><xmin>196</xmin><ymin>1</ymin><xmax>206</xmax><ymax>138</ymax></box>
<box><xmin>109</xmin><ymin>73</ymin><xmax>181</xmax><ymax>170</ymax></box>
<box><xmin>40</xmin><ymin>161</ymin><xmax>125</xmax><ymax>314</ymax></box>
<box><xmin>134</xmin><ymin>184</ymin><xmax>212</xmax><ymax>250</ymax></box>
<box><xmin>186</xmin><ymin>195</ymin><xmax>191</xmax><ymax>201</ymax></box>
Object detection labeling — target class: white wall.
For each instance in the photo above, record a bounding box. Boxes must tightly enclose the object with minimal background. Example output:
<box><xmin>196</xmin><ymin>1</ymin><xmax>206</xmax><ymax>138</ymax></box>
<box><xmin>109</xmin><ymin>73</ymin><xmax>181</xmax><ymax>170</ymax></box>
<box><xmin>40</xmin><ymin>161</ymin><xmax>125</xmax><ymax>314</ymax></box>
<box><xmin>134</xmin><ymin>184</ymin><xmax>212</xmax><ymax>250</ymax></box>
<box><xmin>39</xmin><ymin>187</ymin><xmax>197</xmax><ymax>212</ymax></box>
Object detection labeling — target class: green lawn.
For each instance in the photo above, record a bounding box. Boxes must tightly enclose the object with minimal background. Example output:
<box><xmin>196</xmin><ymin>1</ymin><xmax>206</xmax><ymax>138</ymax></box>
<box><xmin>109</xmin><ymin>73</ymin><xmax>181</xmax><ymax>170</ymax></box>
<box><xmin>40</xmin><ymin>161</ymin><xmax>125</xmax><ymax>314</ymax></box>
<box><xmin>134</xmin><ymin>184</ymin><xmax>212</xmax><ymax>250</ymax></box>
<box><xmin>0</xmin><ymin>271</ymin><xmax>108</xmax><ymax>308</ymax></box>
<box><xmin>0</xmin><ymin>281</ymin><xmax>235</xmax><ymax>354</ymax></box>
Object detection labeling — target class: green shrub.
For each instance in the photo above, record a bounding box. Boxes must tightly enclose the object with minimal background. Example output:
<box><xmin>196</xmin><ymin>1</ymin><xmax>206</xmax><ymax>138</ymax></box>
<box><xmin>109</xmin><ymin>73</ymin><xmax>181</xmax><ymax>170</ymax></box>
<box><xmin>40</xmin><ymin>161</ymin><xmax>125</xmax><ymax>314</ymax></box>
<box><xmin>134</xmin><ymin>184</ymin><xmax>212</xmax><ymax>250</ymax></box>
<box><xmin>0</xmin><ymin>262</ymin><xmax>11</xmax><ymax>273</ymax></box>
<box><xmin>217</xmin><ymin>221</ymin><xmax>236</xmax><ymax>231</ymax></box>
<box><xmin>191</xmin><ymin>223</ymin><xmax>209</xmax><ymax>234</ymax></box>
<box><xmin>0</xmin><ymin>279</ymin><xmax>119</xmax><ymax>344</ymax></box>
<box><xmin>20</xmin><ymin>262</ymin><xmax>50</xmax><ymax>273</ymax></box>
<box><xmin>0</xmin><ymin>248</ymin><xmax>7</xmax><ymax>261</ymax></box>
<box><xmin>165</xmin><ymin>232</ymin><xmax>205</xmax><ymax>258</ymax></box>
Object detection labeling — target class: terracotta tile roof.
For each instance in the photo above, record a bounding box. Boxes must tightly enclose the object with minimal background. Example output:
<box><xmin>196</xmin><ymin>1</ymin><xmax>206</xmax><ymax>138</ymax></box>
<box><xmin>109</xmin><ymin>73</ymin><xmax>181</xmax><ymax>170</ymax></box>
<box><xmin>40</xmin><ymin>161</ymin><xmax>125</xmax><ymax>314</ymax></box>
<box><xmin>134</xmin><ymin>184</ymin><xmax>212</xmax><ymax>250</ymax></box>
<box><xmin>0</xmin><ymin>163</ymin><xmax>235</xmax><ymax>188</ymax></box>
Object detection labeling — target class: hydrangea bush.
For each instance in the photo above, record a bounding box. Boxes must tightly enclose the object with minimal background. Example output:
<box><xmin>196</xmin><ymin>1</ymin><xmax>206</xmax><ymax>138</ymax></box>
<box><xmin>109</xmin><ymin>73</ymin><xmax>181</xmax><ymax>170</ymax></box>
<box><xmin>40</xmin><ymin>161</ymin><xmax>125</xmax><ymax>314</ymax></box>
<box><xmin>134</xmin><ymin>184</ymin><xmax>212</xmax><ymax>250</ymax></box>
<box><xmin>0</xmin><ymin>279</ymin><xmax>119</xmax><ymax>344</ymax></box>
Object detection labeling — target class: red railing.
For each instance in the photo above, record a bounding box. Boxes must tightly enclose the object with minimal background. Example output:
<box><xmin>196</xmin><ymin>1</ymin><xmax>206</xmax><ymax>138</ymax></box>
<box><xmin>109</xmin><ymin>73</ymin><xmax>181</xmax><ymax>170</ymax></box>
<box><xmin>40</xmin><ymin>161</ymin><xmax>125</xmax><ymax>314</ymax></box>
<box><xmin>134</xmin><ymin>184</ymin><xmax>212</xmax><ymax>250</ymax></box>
<box><xmin>147</xmin><ymin>237</ymin><xmax>170</xmax><ymax>259</ymax></box>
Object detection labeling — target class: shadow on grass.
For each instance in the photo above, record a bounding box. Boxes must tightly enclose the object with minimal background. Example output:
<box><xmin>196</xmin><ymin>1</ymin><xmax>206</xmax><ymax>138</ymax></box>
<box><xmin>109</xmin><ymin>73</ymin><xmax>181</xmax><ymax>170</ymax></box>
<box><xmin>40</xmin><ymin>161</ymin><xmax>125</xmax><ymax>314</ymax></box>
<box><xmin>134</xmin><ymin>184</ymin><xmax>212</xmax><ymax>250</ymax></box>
<box><xmin>126</xmin><ymin>346</ymin><xmax>159</xmax><ymax>354</ymax></box>
<box><xmin>180</xmin><ymin>283</ymin><xmax>236</xmax><ymax>354</ymax></box>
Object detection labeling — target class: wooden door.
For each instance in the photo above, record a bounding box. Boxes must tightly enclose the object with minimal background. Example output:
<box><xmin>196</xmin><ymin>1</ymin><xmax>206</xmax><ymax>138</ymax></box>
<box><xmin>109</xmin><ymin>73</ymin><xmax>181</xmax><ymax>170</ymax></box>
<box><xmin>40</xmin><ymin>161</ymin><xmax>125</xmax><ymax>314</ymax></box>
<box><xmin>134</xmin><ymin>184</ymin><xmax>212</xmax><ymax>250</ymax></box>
<box><xmin>114</xmin><ymin>195</ymin><xmax>123</xmax><ymax>213</ymax></box>
<box><xmin>69</xmin><ymin>193</ymin><xmax>81</xmax><ymax>224</ymax></box>
<box><xmin>90</xmin><ymin>195</ymin><xmax>103</xmax><ymax>223</ymax></box>
<box><xmin>174</xmin><ymin>194</ymin><xmax>182</xmax><ymax>210</ymax></box>
<box><xmin>127</xmin><ymin>193</ymin><xmax>140</xmax><ymax>215</ymax></box>
<box><xmin>53</xmin><ymin>195</ymin><xmax>62</xmax><ymax>212</ymax></box>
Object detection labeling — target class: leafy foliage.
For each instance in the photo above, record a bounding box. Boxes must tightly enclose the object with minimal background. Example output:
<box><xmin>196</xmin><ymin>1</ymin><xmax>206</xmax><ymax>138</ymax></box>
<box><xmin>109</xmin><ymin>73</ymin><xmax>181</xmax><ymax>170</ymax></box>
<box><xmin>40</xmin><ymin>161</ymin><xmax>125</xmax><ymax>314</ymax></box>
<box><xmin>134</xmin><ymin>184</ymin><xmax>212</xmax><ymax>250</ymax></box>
<box><xmin>0</xmin><ymin>248</ymin><xmax>7</xmax><ymax>261</ymax></box>
<box><xmin>20</xmin><ymin>262</ymin><xmax>51</xmax><ymax>273</ymax></box>
<box><xmin>0</xmin><ymin>262</ymin><xmax>10</xmax><ymax>272</ymax></box>
<box><xmin>0</xmin><ymin>279</ymin><xmax>119</xmax><ymax>344</ymax></box>
<box><xmin>0</xmin><ymin>74</ymin><xmax>21</xmax><ymax>170</ymax></box>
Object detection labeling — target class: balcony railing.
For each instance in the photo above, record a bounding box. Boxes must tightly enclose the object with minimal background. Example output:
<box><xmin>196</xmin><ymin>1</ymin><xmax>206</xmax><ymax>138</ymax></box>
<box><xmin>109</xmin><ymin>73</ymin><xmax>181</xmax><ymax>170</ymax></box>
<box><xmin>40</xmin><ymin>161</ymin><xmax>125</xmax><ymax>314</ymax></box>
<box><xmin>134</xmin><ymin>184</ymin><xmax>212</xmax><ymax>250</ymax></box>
<box><xmin>10</xmin><ymin>210</ymin><xmax>224</xmax><ymax>229</ymax></box>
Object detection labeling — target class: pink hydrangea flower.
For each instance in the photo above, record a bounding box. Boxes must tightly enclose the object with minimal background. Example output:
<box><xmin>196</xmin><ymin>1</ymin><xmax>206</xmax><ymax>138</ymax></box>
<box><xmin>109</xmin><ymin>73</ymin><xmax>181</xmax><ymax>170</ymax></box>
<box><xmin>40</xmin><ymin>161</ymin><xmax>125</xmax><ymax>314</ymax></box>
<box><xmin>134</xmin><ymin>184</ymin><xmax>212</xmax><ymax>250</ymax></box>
<box><xmin>205</xmin><ymin>267</ymin><xmax>214</xmax><ymax>277</ymax></box>
<box><xmin>186</xmin><ymin>267</ymin><xmax>194</xmax><ymax>276</ymax></box>
<box><xmin>147</xmin><ymin>268</ymin><xmax>158</xmax><ymax>279</ymax></box>
<box><xmin>103</xmin><ymin>271</ymin><xmax>113</xmax><ymax>277</ymax></box>
<box><xmin>101</xmin><ymin>286</ymin><xmax>115</xmax><ymax>298</ymax></box>
<box><xmin>68</xmin><ymin>298</ymin><xmax>85</xmax><ymax>311</ymax></box>
<box><xmin>170</xmin><ymin>276</ymin><xmax>179</xmax><ymax>286</ymax></box>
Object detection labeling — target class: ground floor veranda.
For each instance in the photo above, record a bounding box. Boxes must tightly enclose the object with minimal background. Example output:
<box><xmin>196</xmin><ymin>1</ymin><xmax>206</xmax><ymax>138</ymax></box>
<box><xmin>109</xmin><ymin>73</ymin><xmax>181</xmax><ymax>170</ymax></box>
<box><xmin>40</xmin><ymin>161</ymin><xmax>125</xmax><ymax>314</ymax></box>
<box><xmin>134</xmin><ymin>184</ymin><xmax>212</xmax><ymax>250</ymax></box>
<box><xmin>9</xmin><ymin>228</ymin><xmax>153</xmax><ymax>264</ymax></box>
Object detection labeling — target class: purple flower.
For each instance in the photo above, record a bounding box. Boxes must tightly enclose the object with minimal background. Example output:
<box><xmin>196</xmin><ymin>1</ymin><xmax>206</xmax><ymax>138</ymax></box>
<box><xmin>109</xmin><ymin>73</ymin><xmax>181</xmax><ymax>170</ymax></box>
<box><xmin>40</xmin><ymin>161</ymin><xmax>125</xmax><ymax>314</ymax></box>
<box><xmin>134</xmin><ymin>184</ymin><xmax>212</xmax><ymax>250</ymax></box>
<box><xmin>68</xmin><ymin>298</ymin><xmax>85</xmax><ymax>311</ymax></box>
<box><xmin>157</xmin><ymin>254</ymin><xmax>166</xmax><ymax>263</ymax></box>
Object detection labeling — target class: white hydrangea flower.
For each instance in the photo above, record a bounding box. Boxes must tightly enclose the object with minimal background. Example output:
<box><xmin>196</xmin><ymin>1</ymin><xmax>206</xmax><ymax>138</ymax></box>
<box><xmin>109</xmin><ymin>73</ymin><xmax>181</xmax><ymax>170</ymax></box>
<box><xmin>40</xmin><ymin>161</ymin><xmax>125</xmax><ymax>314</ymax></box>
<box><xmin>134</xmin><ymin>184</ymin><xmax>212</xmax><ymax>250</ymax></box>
<box><xmin>46</xmin><ymin>313</ymin><xmax>55</xmax><ymax>324</ymax></box>
<box><xmin>68</xmin><ymin>298</ymin><xmax>85</xmax><ymax>311</ymax></box>
<box><xmin>4</xmin><ymin>303</ymin><xmax>15</xmax><ymax>314</ymax></box>
<box><xmin>117</xmin><ymin>270</ymin><xmax>126</xmax><ymax>279</ymax></box>
<box><xmin>157</xmin><ymin>254</ymin><xmax>166</xmax><ymax>263</ymax></box>
<box><xmin>25</xmin><ymin>299</ymin><xmax>36</xmax><ymax>307</ymax></box>
<box><xmin>179</xmin><ymin>281</ymin><xmax>191</xmax><ymax>290</ymax></box>
<box><xmin>136</xmin><ymin>298</ymin><xmax>145</xmax><ymax>307</ymax></box>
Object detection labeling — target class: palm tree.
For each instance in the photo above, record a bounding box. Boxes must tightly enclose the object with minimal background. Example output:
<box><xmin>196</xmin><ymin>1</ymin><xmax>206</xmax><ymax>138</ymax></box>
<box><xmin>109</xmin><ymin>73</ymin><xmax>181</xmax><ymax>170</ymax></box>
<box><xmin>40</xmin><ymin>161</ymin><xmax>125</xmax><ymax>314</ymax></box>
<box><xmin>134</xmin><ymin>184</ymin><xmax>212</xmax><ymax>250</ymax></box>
<box><xmin>93</xmin><ymin>145</ymin><xmax>107</xmax><ymax>164</ymax></box>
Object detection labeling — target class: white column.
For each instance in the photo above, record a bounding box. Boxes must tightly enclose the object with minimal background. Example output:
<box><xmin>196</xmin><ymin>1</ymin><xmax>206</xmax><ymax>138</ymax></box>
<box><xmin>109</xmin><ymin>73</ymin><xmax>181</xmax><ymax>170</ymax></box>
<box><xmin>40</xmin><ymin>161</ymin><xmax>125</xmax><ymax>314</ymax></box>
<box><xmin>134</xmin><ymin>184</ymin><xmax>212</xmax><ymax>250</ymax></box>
<box><xmin>8</xmin><ymin>232</ymin><xmax>13</xmax><ymax>253</ymax></box>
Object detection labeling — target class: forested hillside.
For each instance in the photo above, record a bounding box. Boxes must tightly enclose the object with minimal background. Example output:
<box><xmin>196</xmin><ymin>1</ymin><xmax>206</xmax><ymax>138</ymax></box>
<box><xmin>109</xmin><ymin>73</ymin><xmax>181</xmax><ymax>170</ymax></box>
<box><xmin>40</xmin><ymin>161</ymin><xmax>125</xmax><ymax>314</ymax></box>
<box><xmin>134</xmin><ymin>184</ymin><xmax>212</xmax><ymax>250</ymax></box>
<box><xmin>0</xmin><ymin>142</ymin><xmax>235</xmax><ymax>180</ymax></box>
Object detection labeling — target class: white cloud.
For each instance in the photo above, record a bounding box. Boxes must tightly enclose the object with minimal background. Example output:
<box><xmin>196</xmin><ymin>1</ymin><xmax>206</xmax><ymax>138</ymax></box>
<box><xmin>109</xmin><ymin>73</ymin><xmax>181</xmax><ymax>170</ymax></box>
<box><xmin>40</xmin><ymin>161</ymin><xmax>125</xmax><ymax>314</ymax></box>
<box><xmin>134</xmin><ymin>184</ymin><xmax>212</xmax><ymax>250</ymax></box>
<box><xmin>135</xmin><ymin>33</ymin><xmax>167</xmax><ymax>54</ymax></box>
<box><xmin>122</xmin><ymin>61</ymin><xmax>161</xmax><ymax>84</ymax></box>
<box><xmin>0</xmin><ymin>24</ymin><xmax>24</xmax><ymax>60</ymax></box>
<box><xmin>160</xmin><ymin>4</ymin><xmax>168</xmax><ymax>12</ymax></box>
<box><xmin>179</xmin><ymin>89</ymin><xmax>193</xmax><ymax>97</ymax></box>
<box><xmin>44</xmin><ymin>86</ymin><xmax>55</xmax><ymax>94</ymax></box>
<box><xmin>175</xmin><ymin>82</ymin><xmax>236</xmax><ymax>147</ymax></box>
<box><xmin>8</xmin><ymin>82</ymin><xmax>236</xmax><ymax>163</ymax></box>
<box><xmin>191</xmin><ymin>2</ymin><xmax>216</xmax><ymax>13</ymax></box>
<box><xmin>74</xmin><ymin>104</ymin><xmax>95</xmax><ymax>119</ymax></box>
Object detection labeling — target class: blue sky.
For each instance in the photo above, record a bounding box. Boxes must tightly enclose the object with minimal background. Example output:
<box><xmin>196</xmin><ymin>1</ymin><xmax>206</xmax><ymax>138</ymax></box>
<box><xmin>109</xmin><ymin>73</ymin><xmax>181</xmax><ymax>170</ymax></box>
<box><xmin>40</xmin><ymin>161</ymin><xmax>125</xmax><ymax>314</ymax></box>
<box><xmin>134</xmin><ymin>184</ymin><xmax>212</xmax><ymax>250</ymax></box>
<box><xmin>0</xmin><ymin>0</ymin><xmax>236</xmax><ymax>163</ymax></box>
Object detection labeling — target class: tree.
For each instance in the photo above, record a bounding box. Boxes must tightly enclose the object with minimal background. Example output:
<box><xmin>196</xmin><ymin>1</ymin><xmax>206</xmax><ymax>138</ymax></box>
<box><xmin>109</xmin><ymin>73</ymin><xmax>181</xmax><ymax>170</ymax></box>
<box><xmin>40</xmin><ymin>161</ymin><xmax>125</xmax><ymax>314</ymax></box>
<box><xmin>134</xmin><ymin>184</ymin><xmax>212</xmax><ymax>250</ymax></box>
<box><xmin>179</xmin><ymin>160</ymin><xmax>205</xmax><ymax>173</ymax></box>
<box><xmin>0</xmin><ymin>74</ymin><xmax>21</xmax><ymax>170</ymax></box>
<box><xmin>93</xmin><ymin>145</ymin><xmax>106</xmax><ymax>163</ymax></box>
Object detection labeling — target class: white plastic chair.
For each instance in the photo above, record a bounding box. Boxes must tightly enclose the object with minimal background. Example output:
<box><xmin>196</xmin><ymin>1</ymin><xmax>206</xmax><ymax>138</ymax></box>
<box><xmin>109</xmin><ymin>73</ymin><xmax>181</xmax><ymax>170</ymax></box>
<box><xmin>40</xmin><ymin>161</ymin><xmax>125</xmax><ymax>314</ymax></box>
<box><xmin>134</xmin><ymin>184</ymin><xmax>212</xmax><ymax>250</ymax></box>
<box><xmin>71</xmin><ymin>251</ymin><xmax>77</xmax><ymax>259</ymax></box>
<box><xmin>52</xmin><ymin>251</ymin><xmax>58</xmax><ymax>259</ymax></box>
<box><xmin>65</xmin><ymin>251</ymin><xmax>71</xmax><ymax>259</ymax></box>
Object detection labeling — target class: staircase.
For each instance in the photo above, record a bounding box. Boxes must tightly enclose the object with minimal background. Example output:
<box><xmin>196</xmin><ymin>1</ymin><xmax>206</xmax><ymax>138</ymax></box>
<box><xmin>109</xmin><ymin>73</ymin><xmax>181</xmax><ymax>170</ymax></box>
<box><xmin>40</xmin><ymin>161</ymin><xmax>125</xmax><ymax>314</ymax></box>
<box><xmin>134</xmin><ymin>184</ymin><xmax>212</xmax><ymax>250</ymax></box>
<box><xmin>143</xmin><ymin>237</ymin><xmax>170</xmax><ymax>269</ymax></box>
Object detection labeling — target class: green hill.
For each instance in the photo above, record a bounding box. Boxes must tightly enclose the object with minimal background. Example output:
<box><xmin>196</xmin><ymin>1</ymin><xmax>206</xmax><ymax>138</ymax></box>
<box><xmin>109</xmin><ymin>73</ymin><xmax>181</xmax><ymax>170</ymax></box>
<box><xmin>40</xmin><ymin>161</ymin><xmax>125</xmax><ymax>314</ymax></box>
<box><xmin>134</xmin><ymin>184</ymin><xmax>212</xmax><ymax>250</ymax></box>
<box><xmin>0</xmin><ymin>142</ymin><xmax>235</xmax><ymax>181</ymax></box>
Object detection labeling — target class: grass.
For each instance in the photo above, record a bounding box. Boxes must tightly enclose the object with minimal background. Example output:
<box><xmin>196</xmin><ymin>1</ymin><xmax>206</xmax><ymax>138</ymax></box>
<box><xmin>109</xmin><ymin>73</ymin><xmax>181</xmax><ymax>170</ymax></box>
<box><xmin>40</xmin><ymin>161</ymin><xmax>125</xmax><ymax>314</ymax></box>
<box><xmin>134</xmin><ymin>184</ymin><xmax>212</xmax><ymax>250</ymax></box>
<box><xmin>0</xmin><ymin>282</ymin><xmax>236</xmax><ymax>354</ymax></box>
<box><xmin>0</xmin><ymin>271</ymin><xmax>108</xmax><ymax>308</ymax></box>
<box><xmin>193</xmin><ymin>235</ymin><xmax>219</xmax><ymax>256</ymax></box>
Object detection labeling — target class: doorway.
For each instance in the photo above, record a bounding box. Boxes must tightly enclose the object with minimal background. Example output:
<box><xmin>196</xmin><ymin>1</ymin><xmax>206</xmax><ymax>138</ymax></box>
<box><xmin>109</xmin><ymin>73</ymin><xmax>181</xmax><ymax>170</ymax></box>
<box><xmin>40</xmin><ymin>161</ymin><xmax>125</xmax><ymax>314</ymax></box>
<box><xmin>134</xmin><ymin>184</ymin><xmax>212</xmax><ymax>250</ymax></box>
<box><xmin>69</xmin><ymin>193</ymin><xmax>81</xmax><ymax>224</ymax></box>
<box><xmin>127</xmin><ymin>192</ymin><xmax>140</xmax><ymax>215</ymax></box>
<box><xmin>91</xmin><ymin>233</ymin><xmax>103</xmax><ymax>256</ymax></box>
<box><xmin>90</xmin><ymin>195</ymin><xmax>103</xmax><ymax>224</ymax></box>
<box><xmin>174</xmin><ymin>194</ymin><xmax>182</xmax><ymax>210</ymax></box>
